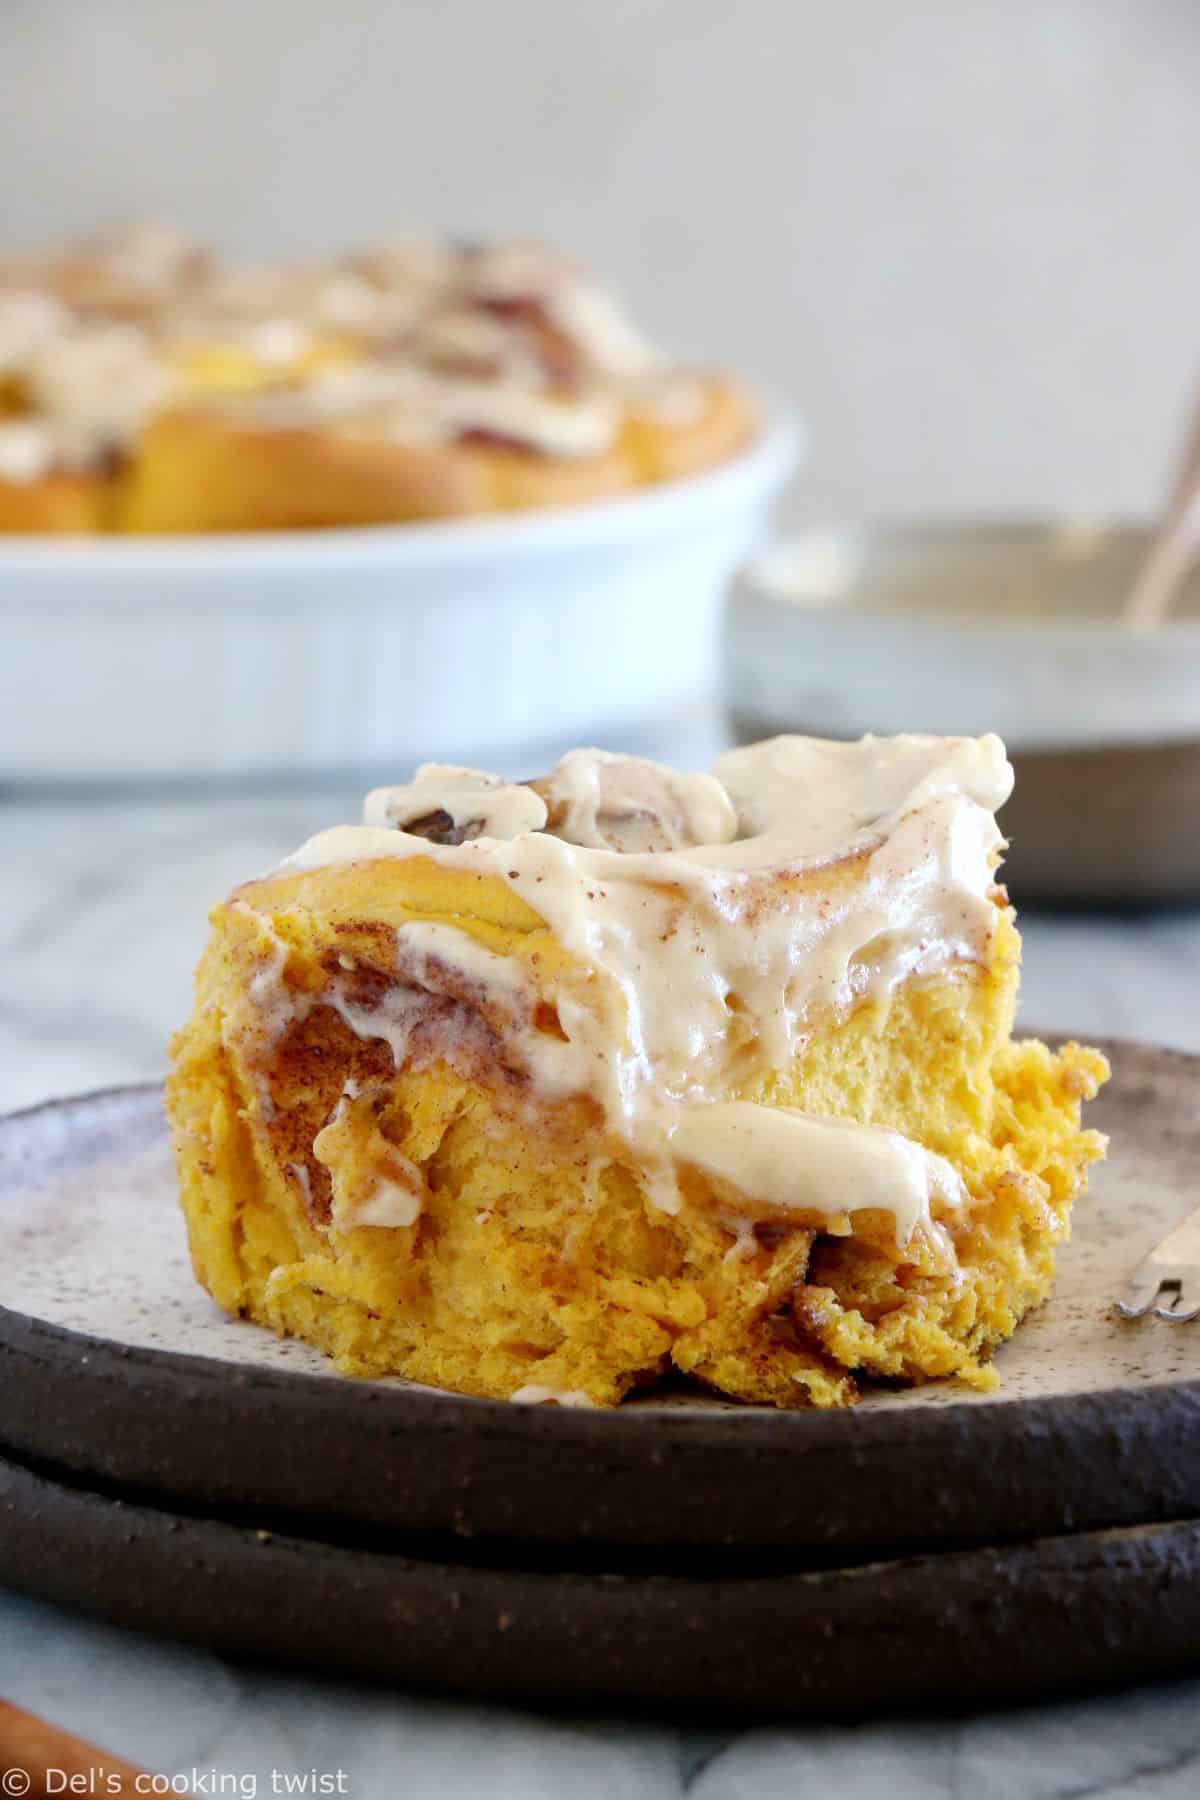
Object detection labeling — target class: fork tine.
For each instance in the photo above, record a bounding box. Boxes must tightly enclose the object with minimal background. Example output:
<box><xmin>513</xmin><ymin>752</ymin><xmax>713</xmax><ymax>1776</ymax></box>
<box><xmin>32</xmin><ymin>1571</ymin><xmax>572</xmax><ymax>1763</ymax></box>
<box><xmin>1153</xmin><ymin>1285</ymin><xmax>1200</xmax><ymax>1323</ymax></box>
<box><xmin>1117</xmin><ymin>1202</ymin><xmax>1200</xmax><ymax>1321</ymax></box>
<box><xmin>1118</xmin><ymin>1267</ymin><xmax>1169</xmax><ymax>1319</ymax></box>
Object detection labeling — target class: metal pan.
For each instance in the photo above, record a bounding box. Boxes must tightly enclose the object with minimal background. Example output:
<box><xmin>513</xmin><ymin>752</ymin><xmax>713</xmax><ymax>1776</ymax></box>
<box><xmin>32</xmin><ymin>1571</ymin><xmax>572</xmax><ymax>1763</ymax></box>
<box><xmin>725</xmin><ymin>521</ymin><xmax>1200</xmax><ymax>903</ymax></box>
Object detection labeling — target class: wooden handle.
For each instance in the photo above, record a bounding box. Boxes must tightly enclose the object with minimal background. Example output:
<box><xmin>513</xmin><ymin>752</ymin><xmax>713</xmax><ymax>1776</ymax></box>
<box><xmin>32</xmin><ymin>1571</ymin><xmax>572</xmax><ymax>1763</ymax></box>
<box><xmin>1123</xmin><ymin>479</ymin><xmax>1200</xmax><ymax>631</ymax></box>
<box><xmin>0</xmin><ymin>1699</ymin><xmax>153</xmax><ymax>1798</ymax></box>
<box><xmin>1168</xmin><ymin>377</ymin><xmax>1200</xmax><ymax>518</ymax></box>
<box><xmin>1124</xmin><ymin>377</ymin><xmax>1200</xmax><ymax>630</ymax></box>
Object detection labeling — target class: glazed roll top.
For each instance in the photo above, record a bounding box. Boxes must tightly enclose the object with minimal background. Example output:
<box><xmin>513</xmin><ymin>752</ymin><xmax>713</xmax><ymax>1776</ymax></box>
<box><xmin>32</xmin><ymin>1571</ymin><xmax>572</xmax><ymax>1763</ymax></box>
<box><xmin>264</xmin><ymin>735</ymin><xmax>1015</xmax><ymax>1245</ymax></box>
<box><xmin>0</xmin><ymin>228</ymin><xmax>745</xmax><ymax>493</ymax></box>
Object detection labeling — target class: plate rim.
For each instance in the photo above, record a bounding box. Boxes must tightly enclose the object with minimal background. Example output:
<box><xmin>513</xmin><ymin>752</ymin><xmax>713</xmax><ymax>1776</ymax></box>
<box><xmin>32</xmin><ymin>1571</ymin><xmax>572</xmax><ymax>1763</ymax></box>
<box><xmin>4</xmin><ymin>1039</ymin><xmax>1200</xmax><ymax>1554</ymax></box>
<box><xmin>4</xmin><ymin>1443</ymin><xmax>1200</xmax><ymax>1714</ymax></box>
<box><xmin>2</xmin><ymin>1039</ymin><xmax>1199</xmax><ymax>1436</ymax></box>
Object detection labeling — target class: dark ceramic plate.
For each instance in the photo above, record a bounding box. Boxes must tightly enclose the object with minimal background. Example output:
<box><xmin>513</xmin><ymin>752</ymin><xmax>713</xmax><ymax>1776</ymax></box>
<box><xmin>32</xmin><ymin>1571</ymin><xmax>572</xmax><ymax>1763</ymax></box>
<box><xmin>1</xmin><ymin>1041</ymin><xmax>1198</xmax><ymax>1563</ymax></box>
<box><xmin>3</xmin><ymin>1446</ymin><xmax>1199</xmax><ymax>1715</ymax></box>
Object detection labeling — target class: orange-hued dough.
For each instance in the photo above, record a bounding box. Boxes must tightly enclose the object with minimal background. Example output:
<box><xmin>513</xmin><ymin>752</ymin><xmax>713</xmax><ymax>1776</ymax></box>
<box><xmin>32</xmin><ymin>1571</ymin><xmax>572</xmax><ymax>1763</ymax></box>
<box><xmin>463</xmin><ymin>439</ymin><xmax>636</xmax><ymax>512</ymax></box>
<box><xmin>116</xmin><ymin>411</ymin><xmax>494</xmax><ymax>532</ymax></box>
<box><xmin>0</xmin><ymin>470</ymin><xmax>110</xmax><ymax>533</ymax></box>
<box><xmin>168</xmin><ymin>844</ymin><xmax>1108</xmax><ymax>1410</ymax></box>
<box><xmin>621</xmin><ymin>375</ymin><xmax>757</xmax><ymax>483</ymax></box>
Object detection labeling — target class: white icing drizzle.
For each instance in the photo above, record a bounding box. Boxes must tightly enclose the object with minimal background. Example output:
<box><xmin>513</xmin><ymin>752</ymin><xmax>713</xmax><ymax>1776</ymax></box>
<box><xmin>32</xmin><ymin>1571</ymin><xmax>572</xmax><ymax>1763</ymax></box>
<box><xmin>311</xmin><ymin>1092</ymin><xmax>429</xmax><ymax>1231</ymax></box>
<box><xmin>257</xmin><ymin>735</ymin><xmax>1012</xmax><ymax>1248</ymax></box>
<box><xmin>336</xmin><ymin>1167</ymin><xmax>424</xmax><ymax>1230</ymax></box>
<box><xmin>0</xmin><ymin>312</ymin><xmax>171</xmax><ymax>480</ymax></box>
<box><xmin>0</xmin><ymin>289</ymin><xmax>70</xmax><ymax>374</ymax></box>
<box><xmin>627</xmin><ymin>370</ymin><xmax>709</xmax><ymax>426</ymax></box>
<box><xmin>245</xmin><ymin>915</ymin><xmax>296</xmax><ymax>1037</ymax></box>
<box><xmin>546</xmin><ymin>277</ymin><xmax>663</xmax><ymax>378</ymax></box>
<box><xmin>313</xmin><ymin>271</ymin><xmax>437</xmax><ymax>340</ymax></box>
<box><xmin>464</xmin><ymin>243</ymin><xmax>662</xmax><ymax>378</ymax></box>
<box><xmin>325</xmin><ymin>923</ymin><xmax>530</xmax><ymax>1068</ymax></box>
<box><xmin>535</xmin><ymin>749</ymin><xmax>737</xmax><ymax>853</ymax></box>
<box><xmin>213</xmin><ymin>362</ymin><xmax>412</xmax><ymax>426</ymax></box>
<box><xmin>287</xmin><ymin>1162</ymin><xmax>313</xmax><ymax>1208</ymax></box>
<box><xmin>236</xmin><ymin>908</ymin><xmax>537</xmax><ymax>1090</ymax></box>
<box><xmin>359</xmin><ymin>372</ymin><xmax>620</xmax><ymax>456</ymax></box>
<box><xmin>0</xmin><ymin>420</ymin><xmax>57</xmax><ymax>483</ymax></box>
<box><xmin>201</xmin><ymin>263</ymin><xmax>311</xmax><ymax>319</ymax></box>
<box><xmin>509</xmin><ymin>1385</ymin><xmax>599</xmax><ymax>1408</ymax></box>
<box><xmin>672</xmin><ymin>1104</ymin><xmax>965</xmax><ymax>1243</ymax></box>
<box><xmin>219</xmin><ymin>361</ymin><xmax>621</xmax><ymax>457</ymax></box>
<box><xmin>423</xmin><ymin>379</ymin><xmax>620</xmax><ymax>456</ymax></box>
<box><xmin>364</xmin><ymin>765</ymin><xmax>548</xmax><ymax>841</ymax></box>
<box><xmin>0</xmin><ymin>232</ymin><xmax>695</xmax><ymax>473</ymax></box>
<box><xmin>409</xmin><ymin>305</ymin><xmax>542</xmax><ymax>375</ymax></box>
<box><xmin>239</xmin><ymin>318</ymin><xmax>315</xmax><ymax>367</ymax></box>
<box><xmin>351</xmin><ymin>239</ymin><xmax>460</xmax><ymax>294</ymax></box>
<box><xmin>722</xmin><ymin>1214</ymin><xmax>758</xmax><ymax>1264</ymax></box>
<box><xmin>90</xmin><ymin>223</ymin><xmax>202</xmax><ymax>291</ymax></box>
<box><xmin>21</xmin><ymin>323</ymin><xmax>170</xmax><ymax>473</ymax></box>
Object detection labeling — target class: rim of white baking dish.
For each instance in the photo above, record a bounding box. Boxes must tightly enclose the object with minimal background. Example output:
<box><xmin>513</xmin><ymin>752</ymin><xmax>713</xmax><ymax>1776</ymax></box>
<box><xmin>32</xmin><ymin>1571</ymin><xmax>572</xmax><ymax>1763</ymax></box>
<box><xmin>0</xmin><ymin>410</ymin><xmax>802</xmax><ymax>575</ymax></box>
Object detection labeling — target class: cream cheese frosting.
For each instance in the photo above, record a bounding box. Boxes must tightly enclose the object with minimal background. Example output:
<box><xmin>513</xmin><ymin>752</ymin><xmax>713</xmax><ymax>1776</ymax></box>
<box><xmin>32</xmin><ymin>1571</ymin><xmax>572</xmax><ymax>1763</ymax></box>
<box><xmin>364</xmin><ymin>765</ymin><xmax>549</xmax><ymax>840</ymax></box>
<box><xmin>86</xmin><ymin>222</ymin><xmax>204</xmax><ymax>292</ymax></box>
<box><xmin>253</xmin><ymin>736</ymin><xmax>1013</xmax><ymax>1248</ymax></box>
<box><xmin>0</xmin><ymin>420</ymin><xmax>59</xmax><ymax>483</ymax></box>
<box><xmin>24</xmin><ymin>323</ymin><xmax>171</xmax><ymax>469</ymax></box>
<box><xmin>509</xmin><ymin>1385</ymin><xmax>599</xmax><ymax>1408</ymax></box>
<box><xmin>0</xmin><ymin>290</ymin><xmax>70</xmax><ymax>375</ymax></box>
<box><xmin>0</xmin><ymin>318</ymin><xmax>172</xmax><ymax>479</ymax></box>
<box><xmin>216</xmin><ymin>361</ymin><xmax>623</xmax><ymax>457</ymax></box>
<box><xmin>461</xmin><ymin>242</ymin><xmax>663</xmax><ymax>378</ymax></box>
<box><xmin>670</xmin><ymin>1104</ymin><xmax>966</xmax><ymax>1243</ymax></box>
<box><xmin>364</xmin><ymin>375</ymin><xmax>621</xmax><ymax>456</ymax></box>
<box><xmin>532</xmin><ymin>749</ymin><xmax>738</xmax><ymax>853</ymax></box>
<box><xmin>0</xmin><ymin>231</ymin><xmax>708</xmax><ymax>478</ymax></box>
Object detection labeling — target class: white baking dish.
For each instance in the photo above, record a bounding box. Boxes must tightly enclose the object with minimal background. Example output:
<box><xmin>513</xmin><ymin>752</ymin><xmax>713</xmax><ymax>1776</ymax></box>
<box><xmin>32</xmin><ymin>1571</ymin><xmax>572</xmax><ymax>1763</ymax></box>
<box><xmin>0</xmin><ymin>415</ymin><xmax>799</xmax><ymax>783</ymax></box>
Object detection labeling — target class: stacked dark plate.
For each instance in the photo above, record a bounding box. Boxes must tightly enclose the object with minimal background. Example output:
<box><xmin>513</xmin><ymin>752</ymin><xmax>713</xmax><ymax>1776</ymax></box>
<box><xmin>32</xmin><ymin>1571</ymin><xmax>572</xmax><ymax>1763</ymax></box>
<box><xmin>2</xmin><ymin>1049</ymin><xmax>1199</xmax><ymax>1715</ymax></box>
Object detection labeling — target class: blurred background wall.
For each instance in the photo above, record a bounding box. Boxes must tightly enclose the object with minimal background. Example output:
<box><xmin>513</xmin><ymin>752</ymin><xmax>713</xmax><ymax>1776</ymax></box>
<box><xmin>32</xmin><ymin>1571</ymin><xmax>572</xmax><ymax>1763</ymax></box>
<box><xmin>4</xmin><ymin>0</ymin><xmax>1198</xmax><ymax>523</ymax></box>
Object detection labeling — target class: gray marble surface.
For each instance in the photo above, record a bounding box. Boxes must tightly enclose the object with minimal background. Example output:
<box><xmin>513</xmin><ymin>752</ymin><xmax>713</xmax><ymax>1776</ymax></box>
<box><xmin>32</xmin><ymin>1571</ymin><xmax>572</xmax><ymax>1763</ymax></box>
<box><xmin>3</xmin><ymin>746</ymin><xmax>1200</xmax><ymax>1797</ymax></box>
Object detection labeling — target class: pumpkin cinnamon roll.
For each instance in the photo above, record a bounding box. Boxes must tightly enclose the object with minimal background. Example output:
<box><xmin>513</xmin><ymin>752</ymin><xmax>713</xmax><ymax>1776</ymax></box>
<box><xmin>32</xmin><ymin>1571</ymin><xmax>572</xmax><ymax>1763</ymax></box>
<box><xmin>168</xmin><ymin>736</ymin><xmax>1107</xmax><ymax>1408</ymax></box>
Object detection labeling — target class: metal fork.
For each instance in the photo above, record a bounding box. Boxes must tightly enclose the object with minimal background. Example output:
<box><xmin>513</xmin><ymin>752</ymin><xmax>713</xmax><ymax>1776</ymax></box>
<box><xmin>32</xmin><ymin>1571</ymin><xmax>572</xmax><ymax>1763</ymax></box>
<box><xmin>1118</xmin><ymin>1203</ymin><xmax>1200</xmax><ymax>1321</ymax></box>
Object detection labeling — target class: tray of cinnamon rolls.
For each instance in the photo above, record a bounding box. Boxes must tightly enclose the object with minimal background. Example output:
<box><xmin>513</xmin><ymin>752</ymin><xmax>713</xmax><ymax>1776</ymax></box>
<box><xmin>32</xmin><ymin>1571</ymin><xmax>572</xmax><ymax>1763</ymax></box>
<box><xmin>0</xmin><ymin>225</ymin><xmax>799</xmax><ymax>782</ymax></box>
<box><xmin>0</xmin><ymin>223</ymin><xmax>765</xmax><ymax>532</ymax></box>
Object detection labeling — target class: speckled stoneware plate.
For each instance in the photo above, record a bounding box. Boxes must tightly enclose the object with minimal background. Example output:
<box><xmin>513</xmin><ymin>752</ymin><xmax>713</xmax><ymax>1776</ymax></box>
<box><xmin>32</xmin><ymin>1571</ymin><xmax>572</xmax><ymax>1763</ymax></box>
<box><xmin>2</xmin><ymin>1040</ymin><xmax>1200</xmax><ymax>1711</ymax></box>
<box><xmin>1</xmin><ymin>1038</ymin><xmax>1199</xmax><ymax>1556</ymax></box>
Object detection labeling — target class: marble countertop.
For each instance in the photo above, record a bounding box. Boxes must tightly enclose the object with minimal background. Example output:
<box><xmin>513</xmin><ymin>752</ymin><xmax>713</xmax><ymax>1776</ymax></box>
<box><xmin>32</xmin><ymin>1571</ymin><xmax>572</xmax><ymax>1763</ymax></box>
<box><xmin>3</xmin><ymin>753</ymin><xmax>1200</xmax><ymax>1797</ymax></box>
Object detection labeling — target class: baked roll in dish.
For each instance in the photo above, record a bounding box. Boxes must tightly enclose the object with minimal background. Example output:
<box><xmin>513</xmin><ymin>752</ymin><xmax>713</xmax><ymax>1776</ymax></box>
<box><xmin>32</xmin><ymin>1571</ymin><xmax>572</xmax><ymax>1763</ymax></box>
<box><xmin>0</xmin><ymin>230</ymin><xmax>755</xmax><ymax>532</ymax></box>
<box><xmin>168</xmin><ymin>737</ymin><xmax>1108</xmax><ymax>1408</ymax></box>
